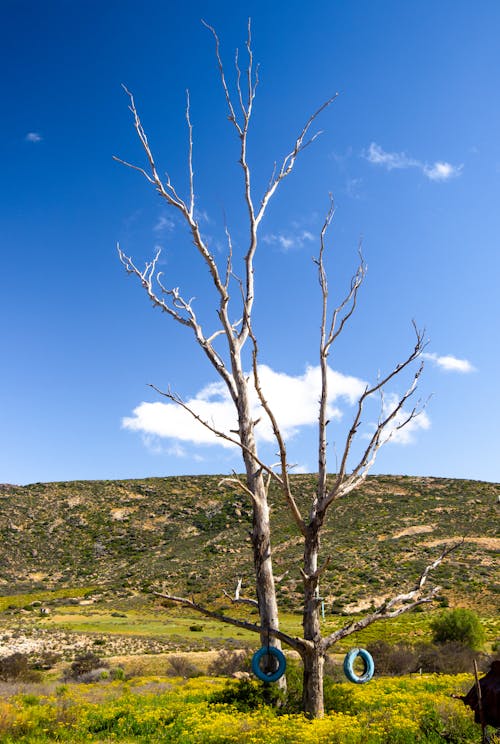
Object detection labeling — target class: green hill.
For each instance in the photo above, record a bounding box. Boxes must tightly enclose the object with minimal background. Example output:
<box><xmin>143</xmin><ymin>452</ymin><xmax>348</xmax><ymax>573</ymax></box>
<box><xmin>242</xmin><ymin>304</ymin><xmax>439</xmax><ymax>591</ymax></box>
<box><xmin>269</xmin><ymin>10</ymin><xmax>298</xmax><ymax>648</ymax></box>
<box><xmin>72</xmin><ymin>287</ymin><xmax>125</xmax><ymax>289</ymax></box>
<box><xmin>0</xmin><ymin>475</ymin><xmax>498</xmax><ymax>613</ymax></box>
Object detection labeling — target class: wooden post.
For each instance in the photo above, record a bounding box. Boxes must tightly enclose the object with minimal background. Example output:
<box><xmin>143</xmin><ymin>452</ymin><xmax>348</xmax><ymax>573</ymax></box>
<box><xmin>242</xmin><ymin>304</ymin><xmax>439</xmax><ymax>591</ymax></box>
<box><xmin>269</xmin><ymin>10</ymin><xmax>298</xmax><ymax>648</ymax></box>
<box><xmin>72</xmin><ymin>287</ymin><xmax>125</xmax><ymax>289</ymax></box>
<box><xmin>473</xmin><ymin>659</ymin><xmax>486</xmax><ymax>744</ymax></box>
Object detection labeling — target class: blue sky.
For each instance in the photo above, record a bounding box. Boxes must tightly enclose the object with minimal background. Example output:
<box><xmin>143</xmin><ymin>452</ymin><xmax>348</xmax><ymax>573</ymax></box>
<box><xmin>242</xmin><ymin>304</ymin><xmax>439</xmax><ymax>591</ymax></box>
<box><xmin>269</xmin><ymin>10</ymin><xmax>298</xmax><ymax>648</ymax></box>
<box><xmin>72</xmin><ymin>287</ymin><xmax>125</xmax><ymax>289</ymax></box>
<box><xmin>1</xmin><ymin>0</ymin><xmax>499</xmax><ymax>485</ymax></box>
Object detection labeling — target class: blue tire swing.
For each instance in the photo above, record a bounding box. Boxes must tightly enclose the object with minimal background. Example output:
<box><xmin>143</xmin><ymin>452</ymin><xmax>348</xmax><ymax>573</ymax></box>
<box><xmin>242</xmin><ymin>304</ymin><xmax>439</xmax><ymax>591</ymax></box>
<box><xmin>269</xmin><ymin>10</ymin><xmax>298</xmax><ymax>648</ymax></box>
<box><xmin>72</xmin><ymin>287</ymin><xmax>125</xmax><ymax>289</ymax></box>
<box><xmin>251</xmin><ymin>628</ymin><xmax>286</xmax><ymax>683</ymax></box>
<box><xmin>343</xmin><ymin>647</ymin><xmax>374</xmax><ymax>684</ymax></box>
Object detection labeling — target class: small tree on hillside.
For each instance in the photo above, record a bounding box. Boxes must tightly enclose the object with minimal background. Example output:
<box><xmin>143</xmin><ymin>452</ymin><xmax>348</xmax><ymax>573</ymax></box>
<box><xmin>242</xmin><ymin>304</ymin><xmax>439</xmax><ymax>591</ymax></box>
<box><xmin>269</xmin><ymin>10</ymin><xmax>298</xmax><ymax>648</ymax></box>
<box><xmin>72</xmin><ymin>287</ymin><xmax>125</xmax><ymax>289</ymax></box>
<box><xmin>116</xmin><ymin>21</ymin><xmax>460</xmax><ymax>717</ymax></box>
<box><xmin>430</xmin><ymin>609</ymin><xmax>485</xmax><ymax>650</ymax></box>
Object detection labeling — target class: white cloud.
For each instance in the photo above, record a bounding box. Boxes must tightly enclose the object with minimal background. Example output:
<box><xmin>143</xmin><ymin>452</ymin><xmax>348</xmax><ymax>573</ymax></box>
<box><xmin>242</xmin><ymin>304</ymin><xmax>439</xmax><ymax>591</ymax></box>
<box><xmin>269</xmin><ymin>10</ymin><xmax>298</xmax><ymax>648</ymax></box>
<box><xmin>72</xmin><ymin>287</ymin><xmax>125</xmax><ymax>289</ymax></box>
<box><xmin>25</xmin><ymin>132</ymin><xmax>42</xmax><ymax>143</ymax></box>
<box><xmin>122</xmin><ymin>364</ymin><xmax>367</xmax><ymax>450</ymax></box>
<box><xmin>123</xmin><ymin>363</ymin><xmax>434</xmax><ymax>457</ymax></box>
<box><xmin>153</xmin><ymin>215</ymin><xmax>175</xmax><ymax>233</ymax></box>
<box><xmin>364</xmin><ymin>142</ymin><xmax>462</xmax><ymax>182</ymax></box>
<box><xmin>423</xmin><ymin>352</ymin><xmax>476</xmax><ymax>373</ymax></box>
<box><xmin>263</xmin><ymin>230</ymin><xmax>315</xmax><ymax>252</ymax></box>
<box><xmin>365</xmin><ymin>143</ymin><xmax>418</xmax><ymax>170</ymax></box>
<box><xmin>123</xmin><ymin>381</ymin><xmax>237</xmax><ymax>448</ymax></box>
<box><xmin>423</xmin><ymin>162</ymin><xmax>462</xmax><ymax>181</ymax></box>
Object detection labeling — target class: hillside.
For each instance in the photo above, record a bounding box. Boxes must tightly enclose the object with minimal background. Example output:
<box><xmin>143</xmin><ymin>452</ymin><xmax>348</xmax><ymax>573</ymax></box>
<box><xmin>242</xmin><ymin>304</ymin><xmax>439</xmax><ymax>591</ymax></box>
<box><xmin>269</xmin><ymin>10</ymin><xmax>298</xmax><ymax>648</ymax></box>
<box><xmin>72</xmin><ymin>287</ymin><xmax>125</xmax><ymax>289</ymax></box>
<box><xmin>0</xmin><ymin>475</ymin><xmax>498</xmax><ymax>612</ymax></box>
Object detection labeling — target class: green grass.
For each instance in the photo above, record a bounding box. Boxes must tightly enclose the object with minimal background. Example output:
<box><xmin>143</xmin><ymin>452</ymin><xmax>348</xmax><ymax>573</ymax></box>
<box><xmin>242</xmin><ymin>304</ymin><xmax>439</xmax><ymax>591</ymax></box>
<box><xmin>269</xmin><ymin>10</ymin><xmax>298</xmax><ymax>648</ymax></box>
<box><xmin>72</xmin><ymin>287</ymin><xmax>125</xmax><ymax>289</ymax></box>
<box><xmin>25</xmin><ymin>602</ymin><xmax>500</xmax><ymax>652</ymax></box>
<box><xmin>0</xmin><ymin>587</ymin><xmax>96</xmax><ymax>612</ymax></box>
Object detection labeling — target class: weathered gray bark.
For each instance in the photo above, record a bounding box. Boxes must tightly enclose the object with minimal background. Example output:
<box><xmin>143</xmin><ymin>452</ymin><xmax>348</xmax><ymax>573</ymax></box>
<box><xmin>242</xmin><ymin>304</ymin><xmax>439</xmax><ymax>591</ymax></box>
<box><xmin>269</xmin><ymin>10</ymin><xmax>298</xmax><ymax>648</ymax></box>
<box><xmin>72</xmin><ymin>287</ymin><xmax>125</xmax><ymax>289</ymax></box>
<box><xmin>301</xmin><ymin>645</ymin><xmax>325</xmax><ymax>718</ymax></box>
<box><xmin>234</xmin><ymin>364</ymin><xmax>285</xmax><ymax>687</ymax></box>
<box><xmin>301</xmin><ymin>521</ymin><xmax>326</xmax><ymax>716</ymax></box>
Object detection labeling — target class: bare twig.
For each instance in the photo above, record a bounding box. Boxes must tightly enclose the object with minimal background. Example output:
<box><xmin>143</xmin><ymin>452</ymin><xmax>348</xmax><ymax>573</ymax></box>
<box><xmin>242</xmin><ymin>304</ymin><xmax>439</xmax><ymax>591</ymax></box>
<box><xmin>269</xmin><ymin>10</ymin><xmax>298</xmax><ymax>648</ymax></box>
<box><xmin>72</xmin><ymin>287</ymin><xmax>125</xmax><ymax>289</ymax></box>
<box><xmin>223</xmin><ymin>578</ymin><xmax>259</xmax><ymax>608</ymax></box>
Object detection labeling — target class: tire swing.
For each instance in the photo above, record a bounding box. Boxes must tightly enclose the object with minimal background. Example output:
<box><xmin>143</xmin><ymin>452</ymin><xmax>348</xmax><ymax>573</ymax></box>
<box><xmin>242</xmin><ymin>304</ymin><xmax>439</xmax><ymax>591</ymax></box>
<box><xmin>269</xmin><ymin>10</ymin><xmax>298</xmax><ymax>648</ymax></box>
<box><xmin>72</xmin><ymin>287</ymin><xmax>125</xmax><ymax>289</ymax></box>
<box><xmin>251</xmin><ymin>630</ymin><xmax>286</xmax><ymax>683</ymax></box>
<box><xmin>343</xmin><ymin>648</ymin><xmax>374</xmax><ymax>684</ymax></box>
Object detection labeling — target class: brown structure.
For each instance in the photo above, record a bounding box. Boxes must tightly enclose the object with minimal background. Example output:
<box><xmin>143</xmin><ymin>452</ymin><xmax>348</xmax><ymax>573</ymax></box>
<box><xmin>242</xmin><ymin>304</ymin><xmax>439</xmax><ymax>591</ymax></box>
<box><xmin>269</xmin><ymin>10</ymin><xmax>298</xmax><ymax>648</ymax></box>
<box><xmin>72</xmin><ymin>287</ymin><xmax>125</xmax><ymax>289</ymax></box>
<box><xmin>462</xmin><ymin>660</ymin><xmax>500</xmax><ymax>728</ymax></box>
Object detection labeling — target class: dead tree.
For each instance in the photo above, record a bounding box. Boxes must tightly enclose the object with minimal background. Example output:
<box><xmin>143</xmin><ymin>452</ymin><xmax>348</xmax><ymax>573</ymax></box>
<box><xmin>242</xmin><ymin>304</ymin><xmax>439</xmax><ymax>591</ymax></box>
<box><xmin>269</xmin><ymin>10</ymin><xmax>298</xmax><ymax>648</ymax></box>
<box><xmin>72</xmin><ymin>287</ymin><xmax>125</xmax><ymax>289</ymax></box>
<box><xmin>116</xmin><ymin>21</ymin><xmax>460</xmax><ymax>717</ymax></box>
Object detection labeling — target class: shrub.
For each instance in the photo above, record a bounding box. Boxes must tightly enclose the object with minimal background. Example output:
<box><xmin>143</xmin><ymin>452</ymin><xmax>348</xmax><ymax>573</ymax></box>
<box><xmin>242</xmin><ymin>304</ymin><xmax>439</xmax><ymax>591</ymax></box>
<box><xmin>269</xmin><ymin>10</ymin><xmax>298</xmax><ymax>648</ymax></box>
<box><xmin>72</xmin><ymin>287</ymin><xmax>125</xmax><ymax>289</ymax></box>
<box><xmin>63</xmin><ymin>651</ymin><xmax>108</xmax><ymax>681</ymax></box>
<box><xmin>0</xmin><ymin>652</ymin><xmax>42</xmax><ymax>682</ymax></box>
<box><xmin>368</xmin><ymin>638</ymin><xmax>488</xmax><ymax>676</ymax></box>
<box><xmin>209</xmin><ymin>661</ymin><xmax>355</xmax><ymax>716</ymax></box>
<box><xmin>208</xmin><ymin>649</ymin><xmax>250</xmax><ymax>676</ymax></box>
<box><xmin>30</xmin><ymin>650</ymin><xmax>61</xmax><ymax>670</ymax></box>
<box><xmin>166</xmin><ymin>654</ymin><xmax>201</xmax><ymax>678</ymax></box>
<box><xmin>209</xmin><ymin>677</ymin><xmax>267</xmax><ymax>711</ymax></box>
<box><xmin>323</xmin><ymin>679</ymin><xmax>356</xmax><ymax>715</ymax></box>
<box><xmin>430</xmin><ymin>608</ymin><xmax>485</xmax><ymax>650</ymax></box>
<box><xmin>417</xmin><ymin>642</ymin><xmax>488</xmax><ymax>674</ymax></box>
<box><xmin>109</xmin><ymin>666</ymin><xmax>126</xmax><ymax>680</ymax></box>
<box><xmin>367</xmin><ymin>641</ymin><xmax>419</xmax><ymax>676</ymax></box>
<box><xmin>421</xmin><ymin>700</ymin><xmax>479</xmax><ymax>743</ymax></box>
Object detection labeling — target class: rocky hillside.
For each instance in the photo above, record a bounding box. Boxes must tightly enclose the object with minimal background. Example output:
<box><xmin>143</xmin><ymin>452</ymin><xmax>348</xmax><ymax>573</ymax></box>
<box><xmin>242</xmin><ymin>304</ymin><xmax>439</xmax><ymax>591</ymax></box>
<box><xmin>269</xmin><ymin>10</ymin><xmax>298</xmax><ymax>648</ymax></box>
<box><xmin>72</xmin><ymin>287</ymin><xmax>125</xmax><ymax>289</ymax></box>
<box><xmin>0</xmin><ymin>475</ymin><xmax>498</xmax><ymax>612</ymax></box>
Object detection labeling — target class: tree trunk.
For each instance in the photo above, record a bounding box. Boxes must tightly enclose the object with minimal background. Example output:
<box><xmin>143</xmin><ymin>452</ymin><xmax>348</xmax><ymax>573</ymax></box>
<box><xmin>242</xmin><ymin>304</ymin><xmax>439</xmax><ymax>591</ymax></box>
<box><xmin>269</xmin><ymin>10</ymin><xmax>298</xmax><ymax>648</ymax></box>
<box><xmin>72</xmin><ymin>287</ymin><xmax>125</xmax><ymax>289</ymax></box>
<box><xmin>235</xmin><ymin>368</ymin><xmax>286</xmax><ymax>690</ymax></box>
<box><xmin>302</xmin><ymin>646</ymin><xmax>325</xmax><ymax>718</ymax></box>
<box><xmin>251</xmin><ymin>494</ymin><xmax>279</xmax><ymax>642</ymax></box>
<box><xmin>302</xmin><ymin>525</ymin><xmax>324</xmax><ymax>715</ymax></box>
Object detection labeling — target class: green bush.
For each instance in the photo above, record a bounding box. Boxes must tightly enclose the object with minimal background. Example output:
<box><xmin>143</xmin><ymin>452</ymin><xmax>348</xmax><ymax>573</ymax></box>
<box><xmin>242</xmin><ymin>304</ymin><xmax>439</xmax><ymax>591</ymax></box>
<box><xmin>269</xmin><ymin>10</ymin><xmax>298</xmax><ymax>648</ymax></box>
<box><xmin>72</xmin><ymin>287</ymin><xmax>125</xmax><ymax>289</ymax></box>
<box><xmin>209</xmin><ymin>660</ymin><xmax>355</xmax><ymax>715</ymax></box>
<box><xmin>209</xmin><ymin>677</ymin><xmax>268</xmax><ymax>711</ymax></box>
<box><xmin>430</xmin><ymin>609</ymin><xmax>485</xmax><ymax>650</ymax></box>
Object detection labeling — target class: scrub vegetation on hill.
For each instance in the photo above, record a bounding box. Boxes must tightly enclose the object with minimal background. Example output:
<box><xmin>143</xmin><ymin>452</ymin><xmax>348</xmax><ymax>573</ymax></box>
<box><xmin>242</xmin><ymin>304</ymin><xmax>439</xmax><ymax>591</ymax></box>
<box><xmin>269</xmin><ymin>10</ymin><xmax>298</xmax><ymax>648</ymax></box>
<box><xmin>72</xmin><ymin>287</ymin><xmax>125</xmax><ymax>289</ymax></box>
<box><xmin>0</xmin><ymin>474</ymin><xmax>498</xmax><ymax>613</ymax></box>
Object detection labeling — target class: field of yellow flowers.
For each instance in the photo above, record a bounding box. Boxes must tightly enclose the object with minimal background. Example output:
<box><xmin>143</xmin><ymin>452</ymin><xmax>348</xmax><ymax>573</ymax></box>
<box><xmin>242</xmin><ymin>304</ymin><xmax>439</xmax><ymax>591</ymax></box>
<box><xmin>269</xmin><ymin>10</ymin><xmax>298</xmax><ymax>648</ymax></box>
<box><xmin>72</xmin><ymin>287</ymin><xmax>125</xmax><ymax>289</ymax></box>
<box><xmin>0</xmin><ymin>673</ymin><xmax>497</xmax><ymax>743</ymax></box>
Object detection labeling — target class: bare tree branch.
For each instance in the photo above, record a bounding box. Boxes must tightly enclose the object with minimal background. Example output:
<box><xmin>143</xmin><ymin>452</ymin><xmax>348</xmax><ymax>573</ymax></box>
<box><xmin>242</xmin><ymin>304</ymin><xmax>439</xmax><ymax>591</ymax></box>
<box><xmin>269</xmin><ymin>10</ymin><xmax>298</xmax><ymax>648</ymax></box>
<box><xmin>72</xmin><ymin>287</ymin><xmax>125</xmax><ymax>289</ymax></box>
<box><xmin>313</xmin><ymin>198</ymin><xmax>367</xmax><ymax>518</ymax></box>
<box><xmin>154</xmin><ymin>591</ymin><xmax>306</xmax><ymax>652</ymax></box>
<box><xmin>249</xmin><ymin>328</ymin><xmax>306</xmax><ymax>536</ymax></box>
<box><xmin>117</xmin><ymin>246</ymin><xmax>191</xmax><ymax>328</ymax></box>
<box><xmin>201</xmin><ymin>20</ymin><xmax>244</xmax><ymax>136</ymax></box>
<box><xmin>255</xmin><ymin>94</ymin><xmax>338</xmax><ymax>229</ymax></box>
<box><xmin>323</xmin><ymin>540</ymin><xmax>463</xmax><ymax>650</ymax></box>
<box><xmin>149</xmin><ymin>384</ymin><xmax>292</xmax><ymax>500</ymax></box>
<box><xmin>329</xmin><ymin>323</ymin><xmax>426</xmax><ymax>503</ymax></box>
<box><xmin>117</xmin><ymin>245</ymin><xmax>237</xmax><ymax>396</ymax></box>
<box><xmin>218</xmin><ymin>473</ymin><xmax>257</xmax><ymax>502</ymax></box>
<box><xmin>115</xmin><ymin>86</ymin><xmax>235</xmax><ymax>321</ymax></box>
<box><xmin>186</xmin><ymin>89</ymin><xmax>195</xmax><ymax>218</ymax></box>
<box><xmin>223</xmin><ymin>578</ymin><xmax>259</xmax><ymax>608</ymax></box>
